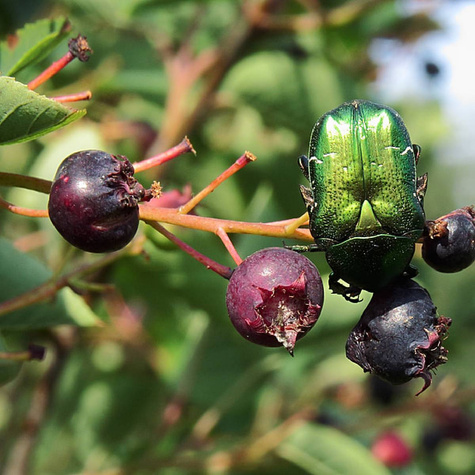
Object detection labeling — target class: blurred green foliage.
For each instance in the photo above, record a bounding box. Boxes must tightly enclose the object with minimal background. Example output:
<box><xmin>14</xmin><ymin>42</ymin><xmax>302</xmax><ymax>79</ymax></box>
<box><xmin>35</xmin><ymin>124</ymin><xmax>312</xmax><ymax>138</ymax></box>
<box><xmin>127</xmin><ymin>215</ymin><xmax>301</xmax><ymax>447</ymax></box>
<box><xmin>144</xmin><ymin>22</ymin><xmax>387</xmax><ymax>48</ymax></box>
<box><xmin>0</xmin><ymin>1</ymin><xmax>474</xmax><ymax>474</ymax></box>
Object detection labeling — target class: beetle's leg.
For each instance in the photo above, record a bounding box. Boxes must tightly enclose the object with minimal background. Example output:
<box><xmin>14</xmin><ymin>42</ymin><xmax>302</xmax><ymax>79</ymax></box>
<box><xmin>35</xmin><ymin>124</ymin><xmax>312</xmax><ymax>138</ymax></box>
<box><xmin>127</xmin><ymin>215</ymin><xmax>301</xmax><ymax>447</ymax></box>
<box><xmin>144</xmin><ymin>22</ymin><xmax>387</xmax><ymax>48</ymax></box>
<box><xmin>328</xmin><ymin>273</ymin><xmax>362</xmax><ymax>303</ymax></box>
<box><xmin>298</xmin><ymin>155</ymin><xmax>310</xmax><ymax>181</ymax></box>
<box><xmin>416</xmin><ymin>173</ymin><xmax>428</xmax><ymax>204</ymax></box>
<box><xmin>299</xmin><ymin>184</ymin><xmax>315</xmax><ymax>215</ymax></box>
<box><xmin>298</xmin><ymin>155</ymin><xmax>316</xmax><ymax>216</ymax></box>
<box><xmin>413</xmin><ymin>144</ymin><xmax>422</xmax><ymax>165</ymax></box>
<box><xmin>286</xmin><ymin>243</ymin><xmax>322</xmax><ymax>253</ymax></box>
<box><xmin>403</xmin><ymin>264</ymin><xmax>419</xmax><ymax>279</ymax></box>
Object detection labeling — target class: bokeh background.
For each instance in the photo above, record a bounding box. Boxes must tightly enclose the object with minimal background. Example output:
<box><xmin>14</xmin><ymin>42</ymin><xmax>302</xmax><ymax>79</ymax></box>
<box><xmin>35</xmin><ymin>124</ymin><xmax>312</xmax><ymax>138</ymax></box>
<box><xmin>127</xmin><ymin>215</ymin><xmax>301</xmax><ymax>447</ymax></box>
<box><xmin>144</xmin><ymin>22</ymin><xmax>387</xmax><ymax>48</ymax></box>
<box><xmin>0</xmin><ymin>1</ymin><xmax>474</xmax><ymax>474</ymax></box>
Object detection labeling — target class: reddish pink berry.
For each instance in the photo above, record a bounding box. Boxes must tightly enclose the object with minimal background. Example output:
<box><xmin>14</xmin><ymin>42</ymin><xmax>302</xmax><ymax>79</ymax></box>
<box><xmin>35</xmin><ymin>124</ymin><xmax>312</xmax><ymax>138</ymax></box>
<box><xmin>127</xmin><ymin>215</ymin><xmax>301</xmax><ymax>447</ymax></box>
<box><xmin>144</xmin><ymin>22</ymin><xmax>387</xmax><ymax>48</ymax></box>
<box><xmin>226</xmin><ymin>247</ymin><xmax>323</xmax><ymax>354</ymax></box>
<box><xmin>371</xmin><ymin>431</ymin><xmax>412</xmax><ymax>468</ymax></box>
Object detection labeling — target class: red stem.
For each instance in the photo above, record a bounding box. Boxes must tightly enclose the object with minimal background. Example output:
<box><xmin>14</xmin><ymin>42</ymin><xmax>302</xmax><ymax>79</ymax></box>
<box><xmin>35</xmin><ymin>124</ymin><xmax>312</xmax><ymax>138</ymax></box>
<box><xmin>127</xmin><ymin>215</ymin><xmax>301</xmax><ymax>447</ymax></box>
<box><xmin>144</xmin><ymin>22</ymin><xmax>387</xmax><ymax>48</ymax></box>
<box><xmin>28</xmin><ymin>51</ymin><xmax>75</xmax><ymax>90</ymax></box>
<box><xmin>148</xmin><ymin>221</ymin><xmax>233</xmax><ymax>279</ymax></box>
<box><xmin>179</xmin><ymin>151</ymin><xmax>256</xmax><ymax>215</ymax></box>
<box><xmin>0</xmin><ymin>196</ymin><xmax>48</xmax><ymax>218</ymax></box>
<box><xmin>27</xmin><ymin>34</ymin><xmax>92</xmax><ymax>90</ymax></box>
<box><xmin>50</xmin><ymin>90</ymin><xmax>92</xmax><ymax>102</ymax></box>
<box><xmin>133</xmin><ymin>137</ymin><xmax>195</xmax><ymax>174</ymax></box>
<box><xmin>216</xmin><ymin>228</ymin><xmax>242</xmax><ymax>266</ymax></box>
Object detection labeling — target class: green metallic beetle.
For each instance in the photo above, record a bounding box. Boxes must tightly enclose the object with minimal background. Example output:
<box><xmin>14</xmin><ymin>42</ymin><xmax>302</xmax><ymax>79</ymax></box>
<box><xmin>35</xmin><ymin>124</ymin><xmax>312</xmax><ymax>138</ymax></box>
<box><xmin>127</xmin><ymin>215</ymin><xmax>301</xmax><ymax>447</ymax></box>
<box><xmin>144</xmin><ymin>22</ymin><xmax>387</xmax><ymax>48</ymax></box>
<box><xmin>295</xmin><ymin>100</ymin><xmax>427</xmax><ymax>302</ymax></box>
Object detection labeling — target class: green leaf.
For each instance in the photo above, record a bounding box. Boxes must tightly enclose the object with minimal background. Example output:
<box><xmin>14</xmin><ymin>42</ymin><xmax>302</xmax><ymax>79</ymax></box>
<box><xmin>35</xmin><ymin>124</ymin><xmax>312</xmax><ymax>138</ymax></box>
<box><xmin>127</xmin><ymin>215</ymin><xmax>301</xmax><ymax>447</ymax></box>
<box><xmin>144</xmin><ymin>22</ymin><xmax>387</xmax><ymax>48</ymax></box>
<box><xmin>0</xmin><ymin>238</ymin><xmax>101</xmax><ymax>330</ymax></box>
<box><xmin>0</xmin><ymin>76</ymin><xmax>86</xmax><ymax>145</ymax></box>
<box><xmin>0</xmin><ymin>17</ymin><xmax>71</xmax><ymax>77</ymax></box>
<box><xmin>276</xmin><ymin>423</ymin><xmax>391</xmax><ymax>475</ymax></box>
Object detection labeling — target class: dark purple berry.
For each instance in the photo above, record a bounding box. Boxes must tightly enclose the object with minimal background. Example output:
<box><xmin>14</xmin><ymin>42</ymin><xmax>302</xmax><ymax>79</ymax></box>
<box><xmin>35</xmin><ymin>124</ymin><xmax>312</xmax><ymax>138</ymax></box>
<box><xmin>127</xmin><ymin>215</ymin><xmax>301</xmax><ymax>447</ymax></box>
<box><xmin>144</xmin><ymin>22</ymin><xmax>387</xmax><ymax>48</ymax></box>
<box><xmin>422</xmin><ymin>206</ymin><xmax>475</xmax><ymax>273</ymax></box>
<box><xmin>28</xmin><ymin>344</ymin><xmax>46</xmax><ymax>361</ymax></box>
<box><xmin>346</xmin><ymin>278</ymin><xmax>451</xmax><ymax>395</ymax></box>
<box><xmin>422</xmin><ymin>406</ymin><xmax>473</xmax><ymax>453</ymax></box>
<box><xmin>435</xmin><ymin>406</ymin><xmax>473</xmax><ymax>442</ymax></box>
<box><xmin>226</xmin><ymin>247</ymin><xmax>323</xmax><ymax>354</ymax></box>
<box><xmin>48</xmin><ymin>150</ymin><xmax>145</xmax><ymax>253</ymax></box>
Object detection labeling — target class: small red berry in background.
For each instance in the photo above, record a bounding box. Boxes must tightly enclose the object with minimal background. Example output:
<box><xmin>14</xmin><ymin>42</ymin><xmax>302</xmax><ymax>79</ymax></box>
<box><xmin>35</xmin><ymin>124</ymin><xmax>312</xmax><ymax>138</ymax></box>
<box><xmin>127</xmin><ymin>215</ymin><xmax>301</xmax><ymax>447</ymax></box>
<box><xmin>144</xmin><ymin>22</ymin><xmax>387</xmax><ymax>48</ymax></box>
<box><xmin>371</xmin><ymin>431</ymin><xmax>413</xmax><ymax>468</ymax></box>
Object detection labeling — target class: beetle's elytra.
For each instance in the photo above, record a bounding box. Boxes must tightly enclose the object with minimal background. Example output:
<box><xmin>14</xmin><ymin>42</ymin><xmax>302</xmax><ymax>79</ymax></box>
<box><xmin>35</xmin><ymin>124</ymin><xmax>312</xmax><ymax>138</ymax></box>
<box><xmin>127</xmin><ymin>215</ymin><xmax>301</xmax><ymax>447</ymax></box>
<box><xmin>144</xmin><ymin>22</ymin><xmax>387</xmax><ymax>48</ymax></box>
<box><xmin>296</xmin><ymin>99</ymin><xmax>427</xmax><ymax>301</ymax></box>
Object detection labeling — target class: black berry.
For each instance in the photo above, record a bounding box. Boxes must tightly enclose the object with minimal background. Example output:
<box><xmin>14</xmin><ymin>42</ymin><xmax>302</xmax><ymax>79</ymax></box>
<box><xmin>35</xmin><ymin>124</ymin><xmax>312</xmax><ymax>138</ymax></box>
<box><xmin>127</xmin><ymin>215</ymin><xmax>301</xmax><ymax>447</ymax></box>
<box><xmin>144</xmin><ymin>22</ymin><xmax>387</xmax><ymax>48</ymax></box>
<box><xmin>48</xmin><ymin>150</ymin><xmax>145</xmax><ymax>253</ymax></box>
<box><xmin>346</xmin><ymin>278</ymin><xmax>451</xmax><ymax>395</ymax></box>
<box><xmin>422</xmin><ymin>206</ymin><xmax>475</xmax><ymax>273</ymax></box>
<box><xmin>226</xmin><ymin>247</ymin><xmax>323</xmax><ymax>354</ymax></box>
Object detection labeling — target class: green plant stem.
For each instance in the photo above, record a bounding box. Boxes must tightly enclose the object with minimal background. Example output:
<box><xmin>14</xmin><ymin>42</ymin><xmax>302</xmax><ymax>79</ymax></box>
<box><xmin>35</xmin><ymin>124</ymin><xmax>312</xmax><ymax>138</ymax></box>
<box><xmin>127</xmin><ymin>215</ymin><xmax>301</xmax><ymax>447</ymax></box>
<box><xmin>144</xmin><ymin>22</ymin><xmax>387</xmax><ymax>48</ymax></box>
<box><xmin>0</xmin><ymin>186</ymin><xmax>313</xmax><ymax>242</ymax></box>
<box><xmin>0</xmin><ymin>249</ymin><xmax>130</xmax><ymax>319</ymax></box>
<box><xmin>0</xmin><ymin>172</ymin><xmax>52</xmax><ymax>193</ymax></box>
<box><xmin>1</xmin><ymin>192</ymin><xmax>312</xmax><ymax>243</ymax></box>
<box><xmin>282</xmin><ymin>212</ymin><xmax>310</xmax><ymax>235</ymax></box>
<box><xmin>0</xmin><ymin>344</ymin><xmax>45</xmax><ymax>362</ymax></box>
<box><xmin>0</xmin><ymin>351</ymin><xmax>32</xmax><ymax>361</ymax></box>
<box><xmin>141</xmin><ymin>205</ymin><xmax>313</xmax><ymax>241</ymax></box>
<box><xmin>1</xmin><ymin>331</ymin><xmax>73</xmax><ymax>475</ymax></box>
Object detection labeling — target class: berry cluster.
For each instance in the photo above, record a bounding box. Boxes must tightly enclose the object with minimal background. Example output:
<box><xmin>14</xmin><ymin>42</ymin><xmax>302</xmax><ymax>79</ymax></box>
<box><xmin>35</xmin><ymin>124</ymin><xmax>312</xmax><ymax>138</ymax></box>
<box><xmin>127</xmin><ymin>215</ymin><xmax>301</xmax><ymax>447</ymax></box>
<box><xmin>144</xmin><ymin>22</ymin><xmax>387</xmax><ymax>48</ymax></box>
<box><xmin>45</xmin><ymin>142</ymin><xmax>474</xmax><ymax>395</ymax></box>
